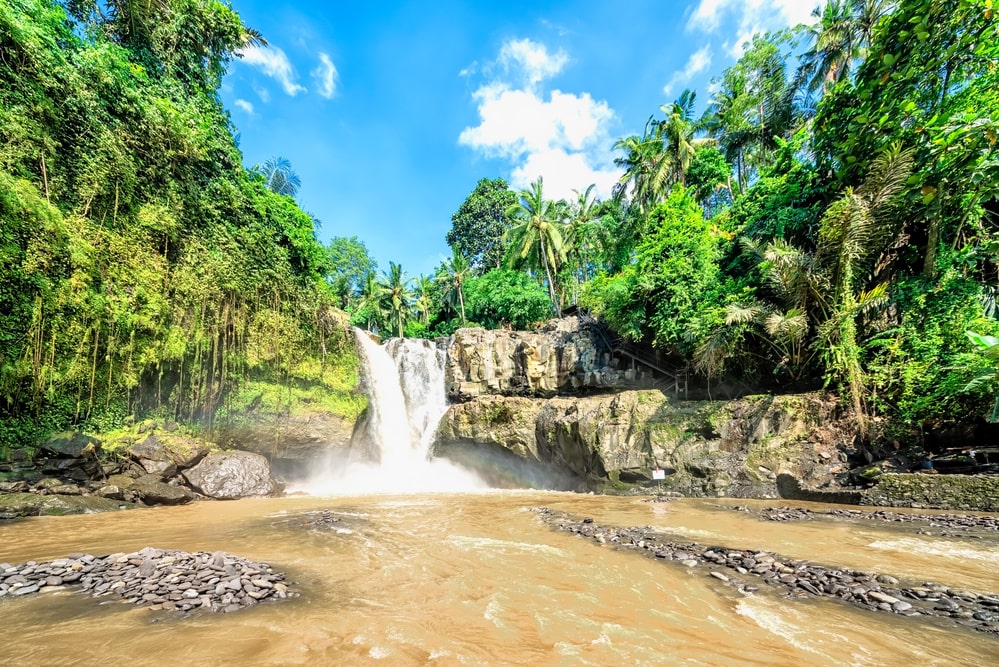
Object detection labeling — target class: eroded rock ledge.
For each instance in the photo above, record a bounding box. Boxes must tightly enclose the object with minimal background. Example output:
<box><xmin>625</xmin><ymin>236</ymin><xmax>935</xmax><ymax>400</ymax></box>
<box><xmin>0</xmin><ymin>548</ymin><xmax>296</xmax><ymax>614</ymax></box>
<box><xmin>533</xmin><ymin>508</ymin><xmax>999</xmax><ymax>636</ymax></box>
<box><xmin>436</xmin><ymin>391</ymin><xmax>850</xmax><ymax>494</ymax></box>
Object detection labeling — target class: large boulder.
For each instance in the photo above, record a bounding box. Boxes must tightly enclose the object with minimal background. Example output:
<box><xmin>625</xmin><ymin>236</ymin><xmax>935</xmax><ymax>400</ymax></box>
<box><xmin>436</xmin><ymin>391</ymin><xmax>850</xmax><ymax>495</ymax></box>
<box><xmin>131</xmin><ymin>475</ymin><xmax>195</xmax><ymax>505</ymax></box>
<box><xmin>126</xmin><ymin>433</ymin><xmax>211</xmax><ymax>477</ymax></box>
<box><xmin>182</xmin><ymin>451</ymin><xmax>283</xmax><ymax>499</ymax></box>
<box><xmin>41</xmin><ymin>432</ymin><xmax>101</xmax><ymax>459</ymax></box>
<box><xmin>444</xmin><ymin>318</ymin><xmax>634</xmax><ymax>400</ymax></box>
<box><xmin>216</xmin><ymin>412</ymin><xmax>354</xmax><ymax>461</ymax></box>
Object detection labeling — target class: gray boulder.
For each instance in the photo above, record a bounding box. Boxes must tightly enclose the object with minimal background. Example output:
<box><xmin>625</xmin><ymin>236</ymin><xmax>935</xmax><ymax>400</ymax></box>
<box><xmin>131</xmin><ymin>475</ymin><xmax>194</xmax><ymax>505</ymax></box>
<box><xmin>183</xmin><ymin>451</ymin><xmax>282</xmax><ymax>500</ymax></box>
<box><xmin>41</xmin><ymin>432</ymin><xmax>101</xmax><ymax>459</ymax></box>
<box><xmin>126</xmin><ymin>433</ymin><xmax>211</xmax><ymax>477</ymax></box>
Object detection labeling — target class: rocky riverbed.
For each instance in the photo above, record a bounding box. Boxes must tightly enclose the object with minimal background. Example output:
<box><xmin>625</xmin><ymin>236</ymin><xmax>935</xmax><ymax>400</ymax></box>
<box><xmin>533</xmin><ymin>508</ymin><xmax>999</xmax><ymax>636</ymax></box>
<box><xmin>727</xmin><ymin>504</ymin><xmax>999</xmax><ymax>538</ymax></box>
<box><xmin>0</xmin><ymin>548</ymin><xmax>297</xmax><ymax>614</ymax></box>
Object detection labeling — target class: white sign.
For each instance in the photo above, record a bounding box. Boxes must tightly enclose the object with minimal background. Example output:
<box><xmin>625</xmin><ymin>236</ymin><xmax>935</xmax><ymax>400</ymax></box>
<box><xmin>652</xmin><ymin>468</ymin><xmax>666</xmax><ymax>480</ymax></box>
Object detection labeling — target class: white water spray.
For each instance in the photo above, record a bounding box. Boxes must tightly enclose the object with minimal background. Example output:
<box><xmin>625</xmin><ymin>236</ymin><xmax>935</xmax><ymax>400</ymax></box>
<box><xmin>297</xmin><ymin>329</ymin><xmax>487</xmax><ymax>494</ymax></box>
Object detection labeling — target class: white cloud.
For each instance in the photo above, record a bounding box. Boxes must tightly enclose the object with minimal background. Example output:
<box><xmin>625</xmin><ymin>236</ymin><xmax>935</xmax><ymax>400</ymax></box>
<box><xmin>253</xmin><ymin>85</ymin><xmax>271</xmax><ymax>103</ymax></box>
<box><xmin>459</xmin><ymin>38</ymin><xmax>619</xmax><ymax>201</ymax></box>
<box><xmin>663</xmin><ymin>45</ymin><xmax>712</xmax><ymax>96</ymax></box>
<box><xmin>234</xmin><ymin>99</ymin><xmax>254</xmax><ymax>115</ymax></box>
<box><xmin>687</xmin><ymin>0</ymin><xmax>728</xmax><ymax>32</ymax></box>
<box><xmin>687</xmin><ymin>0</ymin><xmax>824</xmax><ymax>43</ymax></box>
<box><xmin>237</xmin><ymin>44</ymin><xmax>306</xmax><ymax>96</ymax></box>
<box><xmin>497</xmin><ymin>38</ymin><xmax>569</xmax><ymax>88</ymax></box>
<box><xmin>312</xmin><ymin>52</ymin><xmax>338</xmax><ymax>99</ymax></box>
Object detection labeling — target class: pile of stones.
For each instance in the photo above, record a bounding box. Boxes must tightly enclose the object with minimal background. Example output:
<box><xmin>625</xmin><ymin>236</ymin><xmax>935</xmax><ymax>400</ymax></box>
<box><xmin>533</xmin><ymin>508</ymin><xmax>999</xmax><ymax>636</ymax></box>
<box><xmin>730</xmin><ymin>505</ymin><xmax>999</xmax><ymax>536</ymax></box>
<box><xmin>0</xmin><ymin>547</ymin><xmax>296</xmax><ymax>614</ymax></box>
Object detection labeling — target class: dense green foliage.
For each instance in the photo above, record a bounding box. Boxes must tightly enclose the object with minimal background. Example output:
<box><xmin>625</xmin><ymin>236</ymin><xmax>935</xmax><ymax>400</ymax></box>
<box><xmin>4</xmin><ymin>0</ymin><xmax>998</xmax><ymax>455</ymax></box>
<box><xmin>424</xmin><ymin>0</ymin><xmax>999</xmax><ymax>440</ymax></box>
<box><xmin>0</xmin><ymin>0</ymin><xmax>358</xmax><ymax>451</ymax></box>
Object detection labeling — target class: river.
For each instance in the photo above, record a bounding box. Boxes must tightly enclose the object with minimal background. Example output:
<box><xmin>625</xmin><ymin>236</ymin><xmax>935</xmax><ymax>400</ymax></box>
<box><xmin>1</xmin><ymin>492</ymin><xmax>997</xmax><ymax>666</ymax></box>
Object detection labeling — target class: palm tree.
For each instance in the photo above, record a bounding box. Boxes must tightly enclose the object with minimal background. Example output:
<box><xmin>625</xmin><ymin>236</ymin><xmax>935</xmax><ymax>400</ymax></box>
<box><xmin>378</xmin><ymin>262</ymin><xmax>413</xmax><ymax>338</ymax></box>
<box><xmin>437</xmin><ymin>249</ymin><xmax>471</xmax><ymax>327</ymax></box>
<box><xmin>505</xmin><ymin>177</ymin><xmax>566</xmax><ymax>315</ymax></box>
<box><xmin>658</xmin><ymin>89</ymin><xmax>702</xmax><ymax>188</ymax></box>
<box><xmin>414</xmin><ymin>274</ymin><xmax>434</xmax><ymax>325</ymax></box>
<box><xmin>797</xmin><ymin>0</ymin><xmax>893</xmax><ymax>95</ymax></box>
<box><xmin>564</xmin><ymin>184</ymin><xmax>599</xmax><ymax>300</ymax></box>
<box><xmin>255</xmin><ymin>157</ymin><xmax>301</xmax><ymax>197</ymax></box>
<box><xmin>356</xmin><ymin>271</ymin><xmax>385</xmax><ymax>333</ymax></box>
<box><xmin>613</xmin><ymin>117</ymin><xmax>671</xmax><ymax>214</ymax></box>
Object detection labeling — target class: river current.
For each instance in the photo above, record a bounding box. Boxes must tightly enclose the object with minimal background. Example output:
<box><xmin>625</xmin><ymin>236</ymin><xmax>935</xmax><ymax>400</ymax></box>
<box><xmin>1</xmin><ymin>492</ymin><xmax>997</xmax><ymax>666</ymax></box>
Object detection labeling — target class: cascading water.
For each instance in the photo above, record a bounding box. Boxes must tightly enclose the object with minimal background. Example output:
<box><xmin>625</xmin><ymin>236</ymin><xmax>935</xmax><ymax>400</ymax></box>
<box><xmin>298</xmin><ymin>329</ymin><xmax>486</xmax><ymax>494</ymax></box>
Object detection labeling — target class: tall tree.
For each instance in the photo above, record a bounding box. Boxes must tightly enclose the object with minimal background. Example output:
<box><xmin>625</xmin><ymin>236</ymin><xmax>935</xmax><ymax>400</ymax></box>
<box><xmin>504</xmin><ymin>177</ymin><xmax>566</xmax><ymax>314</ymax></box>
<box><xmin>326</xmin><ymin>236</ymin><xmax>377</xmax><ymax>309</ymax></box>
<box><xmin>446</xmin><ymin>177</ymin><xmax>517</xmax><ymax>271</ymax></box>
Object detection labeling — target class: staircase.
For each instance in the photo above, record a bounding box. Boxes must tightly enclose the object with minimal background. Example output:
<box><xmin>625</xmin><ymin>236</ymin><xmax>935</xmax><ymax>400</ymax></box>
<box><xmin>584</xmin><ymin>317</ymin><xmax>688</xmax><ymax>397</ymax></box>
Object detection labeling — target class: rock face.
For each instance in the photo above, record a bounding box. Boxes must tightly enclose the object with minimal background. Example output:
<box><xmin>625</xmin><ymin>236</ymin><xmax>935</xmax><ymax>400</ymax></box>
<box><xmin>445</xmin><ymin>318</ymin><xmax>638</xmax><ymax>400</ymax></box>
<box><xmin>436</xmin><ymin>391</ymin><xmax>850</xmax><ymax>495</ymax></box>
<box><xmin>216</xmin><ymin>412</ymin><xmax>354</xmax><ymax>463</ymax></box>
<box><xmin>183</xmin><ymin>451</ymin><xmax>283</xmax><ymax>500</ymax></box>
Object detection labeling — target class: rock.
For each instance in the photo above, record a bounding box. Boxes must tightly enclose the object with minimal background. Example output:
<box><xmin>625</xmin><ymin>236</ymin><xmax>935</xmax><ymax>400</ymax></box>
<box><xmin>217</xmin><ymin>412</ymin><xmax>355</xmax><ymax>463</ymax></box>
<box><xmin>126</xmin><ymin>433</ymin><xmax>212</xmax><ymax>477</ymax></box>
<box><xmin>444</xmin><ymin>320</ymin><xmax>631</xmax><ymax>400</ymax></box>
<box><xmin>131</xmin><ymin>478</ymin><xmax>194</xmax><ymax>506</ymax></box>
<box><xmin>437</xmin><ymin>390</ymin><xmax>843</xmax><ymax>495</ymax></box>
<box><xmin>48</xmin><ymin>484</ymin><xmax>83</xmax><ymax>496</ymax></box>
<box><xmin>41</xmin><ymin>432</ymin><xmax>101</xmax><ymax>459</ymax></box>
<box><xmin>0</xmin><ymin>492</ymin><xmax>142</xmax><ymax>518</ymax></box>
<box><xmin>95</xmin><ymin>485</ymin><xmax>126</xmax><ymax>500</ymax></box>
<box><xmin>182</xmin><ymin>451</ymin><xmax>282</xmax><ymax>500</ymax></box>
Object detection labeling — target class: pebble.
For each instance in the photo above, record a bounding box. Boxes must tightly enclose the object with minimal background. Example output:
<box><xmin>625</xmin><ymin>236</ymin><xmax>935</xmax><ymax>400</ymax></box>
<box><xmin>531</xmin><ymin>507</ymin><xmax>999</xmax><ymax>637</ymax></box>
<box><xmin>0</xmin><ymin>548</ymin><xmax>297</xmax><ymax>614</ymax></box>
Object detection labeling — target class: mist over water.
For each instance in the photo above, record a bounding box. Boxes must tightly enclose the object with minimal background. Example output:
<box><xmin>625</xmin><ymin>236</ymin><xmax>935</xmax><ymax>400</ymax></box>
<box><xmin>294</xmin><ymin>329</ymin><xmax>487</xmax><ymax>495</ymax></box>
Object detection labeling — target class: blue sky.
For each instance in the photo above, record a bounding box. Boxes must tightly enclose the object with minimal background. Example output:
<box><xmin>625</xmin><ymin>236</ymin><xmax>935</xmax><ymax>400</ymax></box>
<box><xmin>221</xmin><ymin>0</ymin><xmax>824</xmax><ymax>278</ymax></box>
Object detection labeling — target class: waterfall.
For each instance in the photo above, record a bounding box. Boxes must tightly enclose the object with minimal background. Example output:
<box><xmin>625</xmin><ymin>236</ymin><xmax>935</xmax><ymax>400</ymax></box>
<box><xmin>297</xmin><ymin>329</ymin><xmax>486</xmax><ymax>494</ymax></box>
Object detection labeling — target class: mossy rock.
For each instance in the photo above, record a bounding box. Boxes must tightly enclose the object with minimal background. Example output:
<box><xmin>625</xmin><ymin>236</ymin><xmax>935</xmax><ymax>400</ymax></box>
<box><xmin>0</xmin><ymin>492</ymin><xmax>144</xmax><ymax>519</ymax></box>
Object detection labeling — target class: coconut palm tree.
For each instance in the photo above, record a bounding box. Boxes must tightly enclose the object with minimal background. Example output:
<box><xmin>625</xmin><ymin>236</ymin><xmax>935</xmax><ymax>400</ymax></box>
<box><xmin>659</xmin><ymin>89</ymin><xmax>702</xmax><ymax>188</ymax></box>
<box><xmin>436</xmin><ymin>249</ymin><xmax>471</xmax><ymax>327</ymax></box>
<box><xmin>378</xmin><ymin>262</ymin><xmax>413</xmax><ymax>338</ymax></box>
<box><xmin>797</xmin><ymin>0</ymin><xmax>893</xmax><ymax>95</ymax></box>
<box><xmin>613</xmin><ymin>117</ymin><xmax>671</xmax><ymax>214</ymax></box>
<box><xmin>414</xmin><ymin>274</ymin><xmax>434</xmax><ymax>326</ymax></box>
<box><xmin>504</xmin><ymin>177</ymin><xmax>566</xmax><ymax>315</ymax></box>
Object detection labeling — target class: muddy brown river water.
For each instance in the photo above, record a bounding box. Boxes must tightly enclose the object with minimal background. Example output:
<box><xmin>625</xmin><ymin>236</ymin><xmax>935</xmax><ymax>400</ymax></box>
<box><xmin>1</xmin><ymin>492</ymin><xmax>997</xmax><ymax>666</ymax></box>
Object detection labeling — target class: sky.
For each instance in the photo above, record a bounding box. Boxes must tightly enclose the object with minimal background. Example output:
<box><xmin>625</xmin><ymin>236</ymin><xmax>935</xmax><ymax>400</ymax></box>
<box><xmin>221</xmin><ymin>0</ymin><xmax>825</xmax><ymax>278</ymax></box>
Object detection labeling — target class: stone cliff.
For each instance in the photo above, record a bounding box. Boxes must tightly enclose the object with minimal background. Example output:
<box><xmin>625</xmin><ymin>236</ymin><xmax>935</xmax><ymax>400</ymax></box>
<box><xmin>435</xmin><ymin>390</ymin><xmax>852</xmax><ymax>495</ymax></box>
<box><xmin>444</xmin><ymin>317</ymin><xmax>643</xmax><ymax>400</ymax></box>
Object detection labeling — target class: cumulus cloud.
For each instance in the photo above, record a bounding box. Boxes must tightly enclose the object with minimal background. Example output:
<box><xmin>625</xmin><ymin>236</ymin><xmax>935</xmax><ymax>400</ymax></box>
<box><xmin>312</xmin><ymin>52</ymin><xmax>338</xmax><ymax>99</ymax></box>
<box><xmin>687</xmin><ymin>0</ymin><xmax>824</xmax><ymax>53</ymax></box>
<box><xmin>237</xmin><ymin>44</ymin><xmax>306</xmax><ymax>96</ymax></box>
<box><xmin>459</xmin><ymin>38</ymin><xmax>619</xmax><ymax>201</ymax></box>
<box><xmin>234</xmin><ymin>99</ymin><xmax>254</xmax><ymax>115</ymax></box>
<box><xmin>497</xmin><ymin>38</ymin><xmax>569</xmax><ymax>88</ymax></box>
<box><xmin>663</xmin><ymin>45</ymin><xmax>712</xmax><ymax>95</ymax></box>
